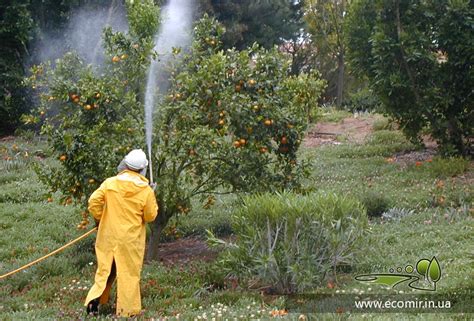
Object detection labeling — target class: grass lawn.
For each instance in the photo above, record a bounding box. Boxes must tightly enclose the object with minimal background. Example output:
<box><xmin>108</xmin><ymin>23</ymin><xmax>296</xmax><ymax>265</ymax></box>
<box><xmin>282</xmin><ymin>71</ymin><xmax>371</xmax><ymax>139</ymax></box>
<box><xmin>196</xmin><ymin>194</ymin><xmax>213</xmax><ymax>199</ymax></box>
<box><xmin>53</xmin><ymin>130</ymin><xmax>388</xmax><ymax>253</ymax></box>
<box><xmin>0</xmin><ymin>113</ymin><xmax>472</xmax><ymax>320</ymax></box>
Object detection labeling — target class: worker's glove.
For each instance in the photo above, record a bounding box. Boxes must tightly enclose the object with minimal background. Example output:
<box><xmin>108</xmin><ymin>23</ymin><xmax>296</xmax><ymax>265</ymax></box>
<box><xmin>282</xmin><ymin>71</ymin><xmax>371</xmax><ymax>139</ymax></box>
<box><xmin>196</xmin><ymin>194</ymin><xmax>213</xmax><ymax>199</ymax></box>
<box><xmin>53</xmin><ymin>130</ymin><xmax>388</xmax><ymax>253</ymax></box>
<box><xmin>149</xmin><ymin>182</ymin><xmax>157</xmax><ymax>191</ymax></box>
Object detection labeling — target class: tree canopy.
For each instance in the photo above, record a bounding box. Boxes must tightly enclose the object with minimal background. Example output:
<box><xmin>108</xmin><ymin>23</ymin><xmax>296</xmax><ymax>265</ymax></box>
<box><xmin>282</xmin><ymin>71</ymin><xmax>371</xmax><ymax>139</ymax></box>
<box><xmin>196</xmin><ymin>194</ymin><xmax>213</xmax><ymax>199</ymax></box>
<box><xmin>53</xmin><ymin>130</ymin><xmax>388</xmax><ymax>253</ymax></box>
<box><xmin>0</xmin><ymin>2</ymin><xmax>34</xmax><ymax>134</ymax></box>
<box><xmin>200</xmin><ymin>0</ymin><xmax>304</xmax><ymax>50</ymax></box>
<box><xmin>346</xmin><ymin>0</ymin><xmax>473</xmax><ymax>155</ymax></box>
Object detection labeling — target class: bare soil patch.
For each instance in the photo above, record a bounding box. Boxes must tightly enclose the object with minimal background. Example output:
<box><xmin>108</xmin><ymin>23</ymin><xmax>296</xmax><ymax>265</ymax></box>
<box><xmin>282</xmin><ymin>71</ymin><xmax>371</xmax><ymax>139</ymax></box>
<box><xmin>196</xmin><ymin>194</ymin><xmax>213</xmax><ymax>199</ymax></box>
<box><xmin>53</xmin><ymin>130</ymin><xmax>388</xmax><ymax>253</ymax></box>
<box><xmin>157</xmin><ymin>237</ymin><xmax>218</xmax><ymax>266</ymax></box>
<box><xmin>303</xmin><ymin>116</ymin><xmax>376</xmax><ymax>148</ymax></box>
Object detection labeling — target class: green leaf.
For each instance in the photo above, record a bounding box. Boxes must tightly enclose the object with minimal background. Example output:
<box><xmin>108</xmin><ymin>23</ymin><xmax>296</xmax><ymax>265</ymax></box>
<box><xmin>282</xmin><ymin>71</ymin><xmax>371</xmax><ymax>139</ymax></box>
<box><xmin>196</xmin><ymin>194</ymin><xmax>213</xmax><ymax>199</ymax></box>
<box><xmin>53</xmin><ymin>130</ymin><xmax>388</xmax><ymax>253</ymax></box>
<box><xmin>428</xmin><ymin>256</ymin><xmax>441</xmax><ymax>283</ymax></box>
<box><xmin>416</xmin><ymin>259</ymin><xmax>430</xmax><ymax>278</ymax></box>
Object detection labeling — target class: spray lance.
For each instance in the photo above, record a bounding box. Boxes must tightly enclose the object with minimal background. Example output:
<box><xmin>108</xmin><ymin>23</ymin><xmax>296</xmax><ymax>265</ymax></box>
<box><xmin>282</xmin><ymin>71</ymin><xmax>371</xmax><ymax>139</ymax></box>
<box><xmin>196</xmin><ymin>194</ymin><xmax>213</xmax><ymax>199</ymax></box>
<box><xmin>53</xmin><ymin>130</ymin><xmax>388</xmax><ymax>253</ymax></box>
<box><xmin>148</xmin><ymin>147</ymin><xmax>154</xmax><ymax>187</ymax></box>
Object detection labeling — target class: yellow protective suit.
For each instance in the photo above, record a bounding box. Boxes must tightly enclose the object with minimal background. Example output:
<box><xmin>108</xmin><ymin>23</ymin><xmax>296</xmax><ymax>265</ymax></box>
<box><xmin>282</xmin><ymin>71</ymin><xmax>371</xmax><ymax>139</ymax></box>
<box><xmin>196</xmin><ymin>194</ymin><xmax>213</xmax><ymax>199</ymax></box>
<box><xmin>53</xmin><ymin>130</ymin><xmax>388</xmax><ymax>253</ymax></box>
<box><xmin>84</xmin><ymin>170</ymin><xmax>158</xmax><ymax>317</ymax></box>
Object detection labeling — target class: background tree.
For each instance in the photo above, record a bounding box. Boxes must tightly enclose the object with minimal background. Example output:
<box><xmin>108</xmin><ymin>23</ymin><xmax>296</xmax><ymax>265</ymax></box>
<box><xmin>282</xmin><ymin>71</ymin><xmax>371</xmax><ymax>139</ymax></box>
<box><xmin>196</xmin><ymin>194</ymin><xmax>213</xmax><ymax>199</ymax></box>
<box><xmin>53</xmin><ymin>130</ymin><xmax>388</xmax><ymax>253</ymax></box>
<box><xmin>0</xmin><ymin>0</ymin><xmax>127</xmax><ymax>135</ymax></box>
<box><xmin>0</xmin><ymin>1</ymin><xmax>34</xmax><ymax>134</ymax></box>
<box><xmin>305</xmin><ymin>0</ymin><xmax>349</xmax><ymax>106</ymax></box>
<box><xmin>346</xmin><ymin>0</ymin><xmax>473</xmax><ymax>155</ymax></box>
<box><xmin>199</xmin><ymin>0</ymin><xmax>304</xmax><ymax>50</ymax></box>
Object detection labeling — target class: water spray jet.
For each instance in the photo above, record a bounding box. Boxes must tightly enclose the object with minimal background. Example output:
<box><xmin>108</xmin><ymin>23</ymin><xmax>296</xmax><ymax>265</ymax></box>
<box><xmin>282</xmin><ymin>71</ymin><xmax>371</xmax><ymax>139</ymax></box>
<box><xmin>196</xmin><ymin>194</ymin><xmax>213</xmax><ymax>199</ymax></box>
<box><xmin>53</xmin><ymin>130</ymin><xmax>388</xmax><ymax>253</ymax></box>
<box><xmin>144</xmin><ymin>0</ymin><xmax>195</xmax><ymax>185</ymax></box>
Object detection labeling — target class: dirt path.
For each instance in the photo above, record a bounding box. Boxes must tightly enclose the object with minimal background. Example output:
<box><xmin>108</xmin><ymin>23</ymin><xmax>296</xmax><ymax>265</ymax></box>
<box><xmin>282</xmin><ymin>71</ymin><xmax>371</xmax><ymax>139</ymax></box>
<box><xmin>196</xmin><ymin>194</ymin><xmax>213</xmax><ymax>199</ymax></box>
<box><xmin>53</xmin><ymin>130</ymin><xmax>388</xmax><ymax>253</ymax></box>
<box><xmin>303</xmin><ymin>116</ymin><xmax>376</xmax><ymax>147</ymax></box>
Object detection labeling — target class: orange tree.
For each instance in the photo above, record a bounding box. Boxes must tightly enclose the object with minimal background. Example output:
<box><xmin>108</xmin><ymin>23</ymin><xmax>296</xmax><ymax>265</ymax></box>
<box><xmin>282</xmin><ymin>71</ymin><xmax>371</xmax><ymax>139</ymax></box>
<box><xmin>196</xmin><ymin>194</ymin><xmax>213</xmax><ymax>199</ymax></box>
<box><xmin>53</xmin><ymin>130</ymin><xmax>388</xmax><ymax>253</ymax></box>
<box><xmin>146</xmin><ymin>16</ymin><xmax>325</xmax><ymax>259</ymax></box>
<box><xmin>26</xmin><ymin>0</ymin><xmax>159</xmax><ymax>226</ymax></box>
<box><xmin>28</xmin><ymin>11</ymin><xmax>326</xmax><ymax>260</ymax></box>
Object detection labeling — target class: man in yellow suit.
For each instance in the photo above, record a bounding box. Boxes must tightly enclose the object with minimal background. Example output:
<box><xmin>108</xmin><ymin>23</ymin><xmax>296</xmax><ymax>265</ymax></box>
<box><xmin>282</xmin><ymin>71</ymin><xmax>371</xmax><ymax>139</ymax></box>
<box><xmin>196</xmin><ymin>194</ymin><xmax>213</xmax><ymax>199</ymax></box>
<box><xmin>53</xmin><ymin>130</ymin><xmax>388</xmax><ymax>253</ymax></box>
<box><xmin>84</xmin><ymin>149</ymin><xmax>158</xmax><ymax>317</ymax></box>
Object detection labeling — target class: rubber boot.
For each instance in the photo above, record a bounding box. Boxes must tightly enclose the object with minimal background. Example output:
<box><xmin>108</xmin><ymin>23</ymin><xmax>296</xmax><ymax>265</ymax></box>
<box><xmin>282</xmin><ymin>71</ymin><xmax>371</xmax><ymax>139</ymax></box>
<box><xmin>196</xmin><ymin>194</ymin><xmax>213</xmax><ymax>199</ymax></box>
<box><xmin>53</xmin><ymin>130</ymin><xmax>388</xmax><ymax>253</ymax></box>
<box><xmin>86</xmin><ymin>298</ymin><xmax>100</xmax><ymax>316</ymax></box>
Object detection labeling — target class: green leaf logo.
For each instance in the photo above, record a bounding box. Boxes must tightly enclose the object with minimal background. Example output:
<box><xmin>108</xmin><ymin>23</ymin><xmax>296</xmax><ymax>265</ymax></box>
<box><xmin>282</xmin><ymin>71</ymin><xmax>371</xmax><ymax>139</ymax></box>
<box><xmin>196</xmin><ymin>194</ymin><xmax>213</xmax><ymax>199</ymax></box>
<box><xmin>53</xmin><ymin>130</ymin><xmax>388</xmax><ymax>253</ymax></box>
<box><xmin>428</xmin><ymin>256</ymin><xmax>441</xmax><ymax>283</ymax></box>
<box><xmin>416</xmin><ymin>259</ymin><xmax>430</xmax><ymax>278</ymax></box>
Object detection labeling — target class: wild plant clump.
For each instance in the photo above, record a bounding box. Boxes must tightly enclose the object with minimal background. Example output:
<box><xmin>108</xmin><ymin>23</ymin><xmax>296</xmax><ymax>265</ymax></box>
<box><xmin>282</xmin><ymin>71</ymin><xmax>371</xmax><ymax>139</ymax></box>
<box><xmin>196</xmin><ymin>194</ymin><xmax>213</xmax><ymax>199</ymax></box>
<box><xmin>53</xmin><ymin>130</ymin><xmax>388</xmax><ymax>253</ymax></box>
<box><xmin>208</xmin><ymin>192</ymin><xmax>368</xmax><ymax>294</ymax></box>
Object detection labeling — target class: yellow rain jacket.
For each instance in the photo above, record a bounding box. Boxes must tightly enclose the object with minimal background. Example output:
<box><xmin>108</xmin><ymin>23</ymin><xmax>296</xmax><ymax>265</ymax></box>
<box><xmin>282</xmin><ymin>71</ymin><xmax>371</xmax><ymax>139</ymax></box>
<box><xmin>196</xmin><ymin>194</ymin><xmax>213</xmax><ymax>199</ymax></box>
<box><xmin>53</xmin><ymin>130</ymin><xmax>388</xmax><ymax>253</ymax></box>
<box><xmin>84</xmin><ymin>170</ymin><xmax>158</xmax><ymax>317</ymax></box>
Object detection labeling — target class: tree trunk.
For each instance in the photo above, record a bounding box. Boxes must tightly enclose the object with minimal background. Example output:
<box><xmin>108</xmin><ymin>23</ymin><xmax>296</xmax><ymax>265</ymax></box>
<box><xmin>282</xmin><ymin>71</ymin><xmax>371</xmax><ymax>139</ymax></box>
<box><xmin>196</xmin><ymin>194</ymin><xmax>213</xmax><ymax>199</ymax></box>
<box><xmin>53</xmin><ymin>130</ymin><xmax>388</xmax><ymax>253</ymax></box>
<box><xmin>336</xmin><ymin>53</ymin><xmax>344</xmax><ymax>107</ymax></box>
<box><xmin>145</xmin><ymin>209</ymin><xmax>171</xmax><ymax>262</ymax></box>
<box><xmin>447</xmin><ymin>118</ymin><xmax>466</xmax><ymax>156</ymax></box>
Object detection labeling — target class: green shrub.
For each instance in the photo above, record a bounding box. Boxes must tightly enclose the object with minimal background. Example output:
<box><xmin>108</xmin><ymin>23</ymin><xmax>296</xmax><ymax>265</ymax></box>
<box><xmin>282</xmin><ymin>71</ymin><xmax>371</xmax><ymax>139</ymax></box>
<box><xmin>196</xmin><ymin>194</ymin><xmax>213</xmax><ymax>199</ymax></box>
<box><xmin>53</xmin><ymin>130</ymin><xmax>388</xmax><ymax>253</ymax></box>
<box><xmin>372</xmin><ymin>116</ymin><xmax>396</xmax><ymax>131</ymax></box>
<box><xmin>381</xmin><ymin>207</ymin><xmax>415</xmax><ymax>222</ymax></box>
<box><xmin>319</xmin><ymin>106</ymin><xmax>352</xmax><ymax>123</ymax></box>
<box><xmin>367</xmin><ymin>130</ymin><xmax>408</xmax><ymax>146</ymax></box>
<box><xmin>343</xmin><ymin>87</ymin><xmax>381</xmax><ymax>113</ymax></box>
<box><xmin>208</xmin><ymin>192</ymin><xmax>367</xmax><ymax>294</ymax></box>
<box><xmin>333</xmin><ymin>142</ymin><xmax>415</xmax><ymax>158</ymax></box>
<box><xmin>426</xmin><ymin>157</ymin><xmax>470</xmax><ymax>178</ymax></box>
<box><xmin>358</xmin><ymin>190</ymin><xmax>392</xmax><ymax>217</ymax></box>
<box><xmin>0</xmin><ymin>178</ymin><xmax>46</xmax><ymax>203</ymax></box>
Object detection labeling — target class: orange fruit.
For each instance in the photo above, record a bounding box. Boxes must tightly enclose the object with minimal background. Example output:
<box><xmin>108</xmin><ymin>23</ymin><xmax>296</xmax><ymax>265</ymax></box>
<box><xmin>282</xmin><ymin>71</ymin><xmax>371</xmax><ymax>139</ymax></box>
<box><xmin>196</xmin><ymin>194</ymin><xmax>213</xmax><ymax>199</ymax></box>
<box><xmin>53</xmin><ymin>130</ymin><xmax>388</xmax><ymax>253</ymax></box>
<box><xmin>218</xmin><ymin>119</ymin><xmax>225</xmax><ymax>126</ymax></box>
<box><xmin>279</xmin><ymin>146</ymin><xmax>289</xmax><ymax>153</ymax></box>
<box><xmin>112</xmin><ymin>56</ymin><xmax>120</xmax><ymax>63</ymax></box>
<box><xmin>252</xmin><ymin>105</ymin><xmax>259</xmax><ymax>112</ymax></box>
<box><xmin>59</xmin><ymin>155</ymin><xmax>67</xmax><ymax>161</ymax></box>
<box><xmin>84</xmin><ymin>104</ymin><xmax>92</xmax><ymax>110</ymax></box>
<box><xmin>40</xmin><ymin>111</ymin><xmax>45</xmax><ymax>116</ymax></box>
<box><xmin>88</xmin><ymin>178</ymin><xmax>95</xmax><ymax>184</ymax></box>
<box><xmin>121</xmin><ymin>54</ymin><xmax>128</xmax><ymax>60</ymax></box>
<box><xmin>235</xmin><ymin>84</ymin><xmax>242</xmax><ymax>92</ymax></box>
<box><xmin>95</xmin><ymin>93</ymin><xmax>101</xmax><ymax>99</ymax></box>
<box><xmin>233</xmin><ymin>141</ymin><xmax>241</xmax><ymax>148</ymax></box>
<box><xmin>248</xmin><ymin>79</ymin><xmax>256</xmax><ymax>86</ymax></box>
<box><xmin>264</xmin><ymin>119</ymin><xmax>272</xmax><ymax>126</ymax></box>
<box><xmin>239</xmin><ymin>138</ymin><xmax>246</xmax><ymax>145</ymax></box>
<box><xmin>281</xmin><ymin>136</ymin><xmax>288</xmax><ymax>144</ymax></box>
<box><xmin>73</xmin><ymin>97</ymin><xmax>80</xmax><ymax>103</ymax></box>
<box><xmin>47</xmin><ymin>197</ymin><xmax>53</xmax><ymax>203</ymax></box>
<box><xmin>260</xmin><ymin>147</ymin><xmax>268</xmax><ymax>153</ymax></box>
